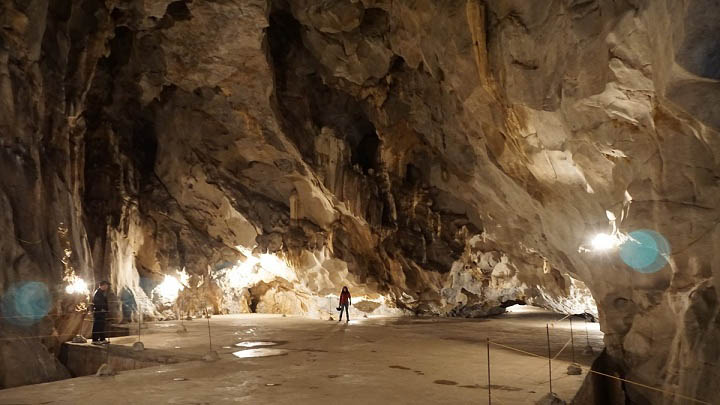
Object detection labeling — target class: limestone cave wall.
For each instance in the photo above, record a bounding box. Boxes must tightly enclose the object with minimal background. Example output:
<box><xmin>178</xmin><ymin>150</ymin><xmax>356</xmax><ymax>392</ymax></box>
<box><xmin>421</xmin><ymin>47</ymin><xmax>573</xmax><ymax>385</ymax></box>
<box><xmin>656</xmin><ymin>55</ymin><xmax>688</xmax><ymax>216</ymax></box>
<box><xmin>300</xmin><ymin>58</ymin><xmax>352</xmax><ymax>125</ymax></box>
<box><xmin>1</xmin><ymin>0</ymin><xmax>719</xmax><ymax>403</ymax></box>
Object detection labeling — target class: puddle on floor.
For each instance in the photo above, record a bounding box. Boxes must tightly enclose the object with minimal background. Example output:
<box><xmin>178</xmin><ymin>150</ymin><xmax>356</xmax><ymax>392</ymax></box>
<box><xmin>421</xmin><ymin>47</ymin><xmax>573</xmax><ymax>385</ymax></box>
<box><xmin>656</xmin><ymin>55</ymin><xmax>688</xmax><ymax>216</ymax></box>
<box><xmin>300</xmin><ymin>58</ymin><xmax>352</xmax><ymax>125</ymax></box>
<box><xmin>162</xmin><ymin>323</ymin><xmax>181</xmax><ymax>328</ymax></box>
<box><xmin>235</xmin><ymin>341</ymin><xmax>278</xmax><ymax>348</ymax></box>
<box><xmin>487</xmin><ymin>384</ymin><xmax>523</xmax><ymax>392</ymax></box>
<box><xmin>388</xmin><ymin>318</ymin><xmax>489</xmax><ymax>326</ymax></box>
<box><xmin>434</xmin><ymin>380</ymin><xmax>458</xmax><ymax>385</ymax></box>
<box><xmin>389</xmin><ymin>365</ymin><xmax>411</xmax><ymax>370</ymax></box>
<box><xmin>458</xmin><ymin>384</ymin><xmax>522</xmax><ymax>391</ymax></box>
<box><xmin>232</xmin><ymin>348</ymin><xmax>288</xmax><ymax>358</ymax></box>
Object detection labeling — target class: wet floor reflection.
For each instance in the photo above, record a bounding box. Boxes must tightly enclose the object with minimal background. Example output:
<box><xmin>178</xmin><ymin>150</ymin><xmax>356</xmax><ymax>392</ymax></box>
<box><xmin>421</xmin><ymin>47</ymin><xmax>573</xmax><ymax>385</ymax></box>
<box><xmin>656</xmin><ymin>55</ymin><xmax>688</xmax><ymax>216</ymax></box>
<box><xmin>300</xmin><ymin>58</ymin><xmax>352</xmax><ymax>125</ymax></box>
<box><xmin>235</xmin><ymin>341</ymin><xmax>278</xmax><ymax>348</ymax></box>
<box><xmin>231</xmin><ymin>348</ymin><xmax>288</xmax><ymax>358</ymax></box>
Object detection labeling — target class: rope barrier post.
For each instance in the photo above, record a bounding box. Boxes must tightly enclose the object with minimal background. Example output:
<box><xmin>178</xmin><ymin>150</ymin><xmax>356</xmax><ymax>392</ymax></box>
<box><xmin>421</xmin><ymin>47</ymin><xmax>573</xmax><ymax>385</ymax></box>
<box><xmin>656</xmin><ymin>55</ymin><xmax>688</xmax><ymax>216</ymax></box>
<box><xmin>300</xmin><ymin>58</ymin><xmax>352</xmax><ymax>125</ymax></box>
<box><xmin>569</xmin><ymin>316</ymin><xmax>575</xmax><ymax>364</ymax></box>
<box><xmin>582</xmin><ymin>316</ymin><xmax>594</xmax><ymax>356</ymax></box>
<box><xmin>206</xmin><ymin>311</ymin><xmax>212</xmax><ymax>351</ymax></box>
<box><xmin>132</xmin><ymin>304</ymin><xmax>145</xmax><ymax>352</ymax></box>
<box><xmin>486</xmin><ymin>337</ymin><xmax>492</xmax><ymax>405</ymax></box>
<box><xmin>566</xmin><ymin>316</ymin><xmax>582</xmax><ymax>375</ymax></box>
<box><xmin>202</xmin><ymin>306</ymin><xmax>219</xmax><ymax>361</ymax></box>
<box><xmin>180</xmin><ymin>295</ymin><xmax>184</xmax><ymax>328</ymax></box>
<box><xmin>546</xmin><ymin>324</ymin><xmax>553</xmax><ymax>395</ymax></box>
<box><xmin>176</xmin><ymin>296</ymin><xmax>187</xmax><ymax>335</ymax></box>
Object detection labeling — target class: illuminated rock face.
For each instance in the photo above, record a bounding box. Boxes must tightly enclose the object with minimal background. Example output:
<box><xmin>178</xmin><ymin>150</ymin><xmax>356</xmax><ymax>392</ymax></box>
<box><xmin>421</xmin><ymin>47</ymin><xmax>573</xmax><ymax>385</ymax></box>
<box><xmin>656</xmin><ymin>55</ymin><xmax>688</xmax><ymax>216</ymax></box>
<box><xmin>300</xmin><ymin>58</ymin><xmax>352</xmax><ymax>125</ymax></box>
<box><xmin>1</xmin><ymin>0</ymin><xmax>719</xmax><ymax>401</ymax></box>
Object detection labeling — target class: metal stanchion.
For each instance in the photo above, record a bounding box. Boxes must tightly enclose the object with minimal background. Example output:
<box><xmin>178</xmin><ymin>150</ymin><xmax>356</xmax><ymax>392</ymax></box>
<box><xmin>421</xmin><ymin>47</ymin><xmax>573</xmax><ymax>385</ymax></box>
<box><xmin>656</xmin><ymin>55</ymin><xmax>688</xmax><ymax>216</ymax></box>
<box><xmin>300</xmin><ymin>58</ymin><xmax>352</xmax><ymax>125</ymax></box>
<box><xmin>96</xmin><ymin>333</ymin><xmax>115</xmax><ymax>376</ymax></box>
<box><xmin>133</xmin><ymin>305</ymin><xmax>144</xmax><ymax>352</ymax></box>
<box><xmin>570</xmin><ymin>317</ymin><xmax>575</xmax><ymax>363</ymax></box>
<box><xmin>583</xmin><ymin>316</ymin><xmax>594</xmax><ymax>355</ymax></box>
<box><xmin>567</xmin><ymin>316</ymin><xmax>581</xmax><ymax>375</ymax></box>
<box><xmin>177</xmin><ymin>296</ymin><xmax>188</xmax><ymax>334</ymax></box>
<box><xmin>486</xmin><ymin>337</ymin><xmax>492</xmax><ymax>405</ymax></box>
<box><xmin>206</xmin><ymin>313</ymin><xmax>212</xmax><ymax>350</ymax></box>
<box><xmin>546</xmin><ymin>324</ymin><xmax>553</xmax><ymax>395</ymax></box>
<box><xmin>203</xmin><ymin>307</ymin><xmax>219</xmax><ymax>361</ymax></box>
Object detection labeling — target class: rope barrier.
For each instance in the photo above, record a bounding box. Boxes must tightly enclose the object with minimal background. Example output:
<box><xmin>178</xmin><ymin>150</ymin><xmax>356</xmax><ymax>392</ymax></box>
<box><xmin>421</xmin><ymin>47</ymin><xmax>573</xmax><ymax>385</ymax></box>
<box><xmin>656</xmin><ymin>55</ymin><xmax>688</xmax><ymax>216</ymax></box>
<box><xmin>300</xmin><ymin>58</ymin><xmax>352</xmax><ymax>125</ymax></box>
<box><xmin>0</xmin><ymin>313</ymin><xmax>88</xmax><ymax>320</ymax></box>
<box><xmin>551</xmin><ymin>338</ymin><xmax>572</xmax><ymax>361</ymax></box>
<box><xmin>0</xmin><ymin>312</ymin><xmax>713</xmax><ymax>405</ymax></box>
<box><xmin>0</xmin><ymin>333</ymin><xmax>78</xmax><ymax>341</ymax></box>
<box><xmin>555</xmin><ymin>313</ymin><xmax>572</xmax><ymax>323</ymax></box>
<box><xmin>489</xmin><ymin>340</ymin><xmax>546</xmax><ymax>359</ymax></box>
<box><xmin>0</xmin><ymin>320</ymin><xmax>202</xmax><ymax>341</ymax></box>
<box><xmin>0</xmin><ymin>312</ymin><xmax>196</xmax><ymax>325</ymax></box>
<box><xmin>517</xmin><ymin>362</ymin><xmax>569</xmax><ymax>404</ymax></box>
<box><xmin>0</xmin><ymin>314</ymin><xmax>162</xmax><ymax>328</ymax></box>
<box><xmin>585</xmin><ymin>369</ymin><xmax>711</xmax><ymax>405</ymax></box>
<box><xmin>0</xmin><ymin>326</ymin><xmax>204</xmax><ymax>342</ymax></box>
<box><xmin>488</xmin><ymin>338</ymin><xmax>710</xmax><ymax>405</ymax></box>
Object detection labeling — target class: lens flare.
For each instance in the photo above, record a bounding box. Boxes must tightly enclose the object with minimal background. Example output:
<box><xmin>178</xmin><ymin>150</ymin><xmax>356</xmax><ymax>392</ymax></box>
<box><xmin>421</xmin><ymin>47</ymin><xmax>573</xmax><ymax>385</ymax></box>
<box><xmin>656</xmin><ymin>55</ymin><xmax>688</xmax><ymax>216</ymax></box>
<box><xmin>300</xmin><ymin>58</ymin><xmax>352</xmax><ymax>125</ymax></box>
<box><xmin>619</xmin><ymin>229</ymin><xmax>670</xmax><ymax>273</ymax></box>
<box><xmin>1</xmin><ymin>282</ymin><xmax>51</xmax><ymax>325</ymax></box>
<box><xmin>153</xmin><ymin>272</ymin><xmax>187</xmax><ymax>303</ymax></box>
<box><xmin>590</xmin><ymin>233</ymin><xmax>619</xmax><ymax>251</ymax></box>
<box><xmin>64</xmin><ymin>276</ymin><xmax>89</xmax><ymax>295</ymax></box>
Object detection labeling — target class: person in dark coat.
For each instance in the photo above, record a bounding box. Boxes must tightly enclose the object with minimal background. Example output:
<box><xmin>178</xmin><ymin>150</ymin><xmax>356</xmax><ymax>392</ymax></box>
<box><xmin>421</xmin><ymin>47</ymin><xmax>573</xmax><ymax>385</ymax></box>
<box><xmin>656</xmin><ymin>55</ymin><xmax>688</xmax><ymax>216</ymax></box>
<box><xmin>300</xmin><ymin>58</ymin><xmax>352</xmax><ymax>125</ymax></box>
<box><xmin>338</xmin><ymin>286</ymin><xmax>351</xmax><ymax>323</ymax></box>
<box><xmin>91</xmin><ymin>281</ymin><xmax>110</xmax><ymax>344</ymax></box>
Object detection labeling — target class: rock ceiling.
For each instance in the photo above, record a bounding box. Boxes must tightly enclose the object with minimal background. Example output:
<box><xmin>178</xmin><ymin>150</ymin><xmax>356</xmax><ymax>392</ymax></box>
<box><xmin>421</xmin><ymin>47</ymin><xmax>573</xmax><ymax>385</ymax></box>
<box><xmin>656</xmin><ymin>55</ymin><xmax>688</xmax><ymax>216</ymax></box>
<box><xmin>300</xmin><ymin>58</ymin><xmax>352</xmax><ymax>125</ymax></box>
<box><xmin>1</xmin><ymin>0</ymin><xmax>719</xmax><ymax>402</ymax></box>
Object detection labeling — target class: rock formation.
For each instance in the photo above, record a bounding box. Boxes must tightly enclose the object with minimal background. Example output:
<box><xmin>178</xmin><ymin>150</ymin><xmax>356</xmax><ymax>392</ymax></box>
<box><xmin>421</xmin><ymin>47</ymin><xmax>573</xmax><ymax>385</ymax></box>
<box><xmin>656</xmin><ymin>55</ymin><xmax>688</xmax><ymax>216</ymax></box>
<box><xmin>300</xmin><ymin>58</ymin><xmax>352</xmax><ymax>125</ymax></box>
<box><xmin>1</xmin><ymin>0</ymin><xmax>718</xmax><ymax>403</ymax></box>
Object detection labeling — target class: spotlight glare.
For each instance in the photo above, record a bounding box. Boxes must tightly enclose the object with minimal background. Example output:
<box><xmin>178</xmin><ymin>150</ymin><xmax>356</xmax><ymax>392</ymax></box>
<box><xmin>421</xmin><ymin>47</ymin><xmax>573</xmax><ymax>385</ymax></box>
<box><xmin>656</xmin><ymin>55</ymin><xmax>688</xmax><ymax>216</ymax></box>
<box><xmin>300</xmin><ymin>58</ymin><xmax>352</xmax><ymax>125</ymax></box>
<box><xmin>65</xmin><ymin>276</ymin><xmax>89</xmax><ymax>295</ymax></box>
<box><xmin>154</xmin><ymin>274</ymin><xmax>184</xmax><ymax>302</ymax></box>
<box><xmin>591</xmin><ymin>233</ymin><xmax>617</xmax><ymax>251</ymax></box>
<box><xmin>221</xmin><ymin>252</ymin><xmax>296</xmax><ymax>289</ymax></box>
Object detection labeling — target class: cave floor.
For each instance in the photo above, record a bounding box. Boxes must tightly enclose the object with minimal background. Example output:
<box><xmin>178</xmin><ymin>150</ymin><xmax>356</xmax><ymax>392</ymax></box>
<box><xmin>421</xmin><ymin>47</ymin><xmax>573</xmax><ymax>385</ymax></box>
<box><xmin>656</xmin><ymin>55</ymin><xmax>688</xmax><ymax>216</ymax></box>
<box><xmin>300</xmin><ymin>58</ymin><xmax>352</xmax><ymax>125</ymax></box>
<box><xmin>0</xmin><ymin>307</ymin><xmax>604</xmax><ymax>405</ymax></box>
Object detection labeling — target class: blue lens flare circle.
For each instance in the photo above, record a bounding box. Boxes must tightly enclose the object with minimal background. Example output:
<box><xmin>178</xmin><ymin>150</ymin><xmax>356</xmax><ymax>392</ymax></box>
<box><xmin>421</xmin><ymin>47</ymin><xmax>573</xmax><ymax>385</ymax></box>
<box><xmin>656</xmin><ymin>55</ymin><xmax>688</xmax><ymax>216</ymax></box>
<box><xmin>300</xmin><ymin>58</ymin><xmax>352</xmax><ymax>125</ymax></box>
<box><xmin>1</xmin><ymin>281</ymin><xmax>51</xmax><ymax>326</ymax></box>
<box><xmin>619</xmin><ymin>230</ymin><xmax>670</xmax><ymax>274</ymax></box>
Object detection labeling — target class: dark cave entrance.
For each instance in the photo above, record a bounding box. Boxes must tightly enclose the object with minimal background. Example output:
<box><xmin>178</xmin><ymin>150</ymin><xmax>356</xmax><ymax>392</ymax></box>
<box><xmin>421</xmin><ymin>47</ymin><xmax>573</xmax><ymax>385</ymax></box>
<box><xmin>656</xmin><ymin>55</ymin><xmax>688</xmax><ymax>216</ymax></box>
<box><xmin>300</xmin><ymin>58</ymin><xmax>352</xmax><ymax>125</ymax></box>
<box><xmin>404</xmin><ymin>163</ymin><xmax>421</xmax><ymax>186</ymax></box>
<box><xmin>351</xmin><ymin>127</ymin><xmax>380</xmax><ymax>174</ymax></box>
<box><xmin>266</xmin><ymin>8</ymin><xmax>300</xmax><ymax>90</ymax></box>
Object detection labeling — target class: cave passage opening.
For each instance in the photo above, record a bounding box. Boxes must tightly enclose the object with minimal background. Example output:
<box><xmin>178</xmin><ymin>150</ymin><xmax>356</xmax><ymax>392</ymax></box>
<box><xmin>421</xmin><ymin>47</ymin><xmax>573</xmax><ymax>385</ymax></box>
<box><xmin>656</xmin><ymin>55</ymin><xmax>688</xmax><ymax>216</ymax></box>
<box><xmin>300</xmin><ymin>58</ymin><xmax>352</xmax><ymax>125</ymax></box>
<box><xmin>351</xmin><ymin>127</ymin><xmax>380</xmax><ymax>174</ymax></box>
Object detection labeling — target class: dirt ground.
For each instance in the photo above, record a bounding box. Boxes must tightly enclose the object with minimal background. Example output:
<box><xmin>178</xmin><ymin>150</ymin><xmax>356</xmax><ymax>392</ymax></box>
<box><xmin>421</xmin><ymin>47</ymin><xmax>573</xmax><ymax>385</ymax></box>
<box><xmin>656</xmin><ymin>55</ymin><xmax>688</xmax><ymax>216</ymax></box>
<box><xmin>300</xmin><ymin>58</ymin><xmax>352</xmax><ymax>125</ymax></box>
<box><xmin>0</xmin><ymin>306</ymin><xmax>604</xmax><ymax>405</ymax></box>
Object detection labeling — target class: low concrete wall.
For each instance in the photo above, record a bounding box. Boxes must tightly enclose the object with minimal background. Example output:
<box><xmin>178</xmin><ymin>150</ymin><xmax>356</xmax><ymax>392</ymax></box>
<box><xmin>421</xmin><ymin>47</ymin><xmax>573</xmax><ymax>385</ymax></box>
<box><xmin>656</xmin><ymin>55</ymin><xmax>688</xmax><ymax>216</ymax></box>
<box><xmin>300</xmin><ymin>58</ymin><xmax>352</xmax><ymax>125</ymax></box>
<box><xmin>59</xmin><ymin>343</ymin><xmax>200</xmax><ymax>377</ymax></box>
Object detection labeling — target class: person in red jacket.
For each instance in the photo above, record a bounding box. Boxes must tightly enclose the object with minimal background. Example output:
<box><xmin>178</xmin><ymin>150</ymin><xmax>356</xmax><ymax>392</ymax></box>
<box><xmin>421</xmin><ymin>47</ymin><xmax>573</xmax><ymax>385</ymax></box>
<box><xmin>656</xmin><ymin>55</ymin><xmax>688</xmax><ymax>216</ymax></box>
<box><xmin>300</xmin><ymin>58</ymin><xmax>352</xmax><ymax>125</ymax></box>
<box><xmin>338</xmin><ymin>286</ymin><xmax>351</xmax><ymax>323</ymax></box>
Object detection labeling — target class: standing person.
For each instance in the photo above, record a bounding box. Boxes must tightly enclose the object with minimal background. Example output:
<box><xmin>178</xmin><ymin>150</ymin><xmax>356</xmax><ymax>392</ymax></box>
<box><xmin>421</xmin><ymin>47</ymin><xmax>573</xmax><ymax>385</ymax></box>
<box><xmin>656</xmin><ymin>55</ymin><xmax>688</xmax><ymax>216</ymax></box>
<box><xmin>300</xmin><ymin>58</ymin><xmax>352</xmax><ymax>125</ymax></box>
<box><xmin>338</xmin><ymin>286</ymin><xmax>351</xmax><ymax>323</ymax></box>
<box><xmin>91</xmin><ymin>281</ymin><xmax>110</xmax><ymax>345</ymax></box>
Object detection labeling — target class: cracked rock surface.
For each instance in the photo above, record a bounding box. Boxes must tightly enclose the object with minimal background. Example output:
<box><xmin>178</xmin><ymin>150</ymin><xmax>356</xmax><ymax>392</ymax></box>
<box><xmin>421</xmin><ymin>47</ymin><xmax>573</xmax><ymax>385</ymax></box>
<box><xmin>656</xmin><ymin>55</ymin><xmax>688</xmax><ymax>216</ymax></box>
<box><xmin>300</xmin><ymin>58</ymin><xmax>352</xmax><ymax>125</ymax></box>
<box><xmin>1</xmin><ymin>0</ymin><xmax>719</xmax><ymax>403</ymax></box>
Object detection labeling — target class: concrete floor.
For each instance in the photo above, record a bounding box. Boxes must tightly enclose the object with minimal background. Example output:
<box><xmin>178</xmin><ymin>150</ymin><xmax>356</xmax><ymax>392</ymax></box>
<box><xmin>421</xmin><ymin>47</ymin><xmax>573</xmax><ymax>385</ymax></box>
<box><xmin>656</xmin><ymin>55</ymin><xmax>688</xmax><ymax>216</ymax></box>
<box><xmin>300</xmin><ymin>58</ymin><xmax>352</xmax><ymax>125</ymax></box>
<box><xmin>0</xmin><ymin>307</ymin><xmax>604</xmax><ymax>405</ymax></box>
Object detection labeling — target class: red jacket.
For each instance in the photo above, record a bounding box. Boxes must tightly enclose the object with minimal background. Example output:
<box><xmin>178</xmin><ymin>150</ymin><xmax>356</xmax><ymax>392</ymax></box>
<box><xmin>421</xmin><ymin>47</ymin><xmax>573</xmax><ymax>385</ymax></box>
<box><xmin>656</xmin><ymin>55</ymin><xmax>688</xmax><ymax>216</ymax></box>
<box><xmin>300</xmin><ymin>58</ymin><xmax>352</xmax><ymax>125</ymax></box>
<box><xmin>339</xmin><ymin>291</ymin><xmax>351</xmax><ymax>305</ymax></box>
